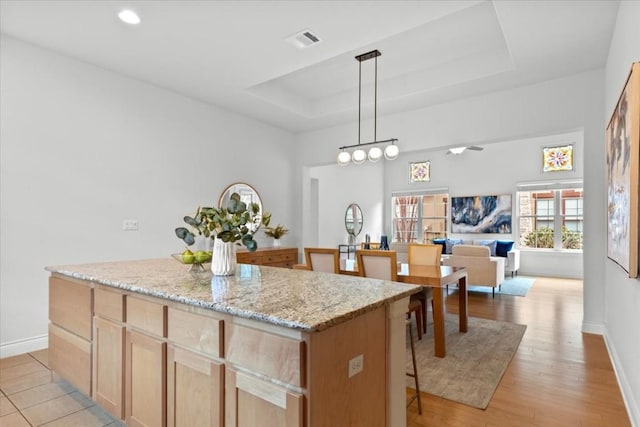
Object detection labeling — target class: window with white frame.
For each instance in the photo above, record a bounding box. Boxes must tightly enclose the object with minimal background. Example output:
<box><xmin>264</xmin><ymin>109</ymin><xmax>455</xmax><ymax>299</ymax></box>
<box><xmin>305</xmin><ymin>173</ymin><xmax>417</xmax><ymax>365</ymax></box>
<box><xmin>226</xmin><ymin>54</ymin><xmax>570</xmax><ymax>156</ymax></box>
<box><xmin>391</xmin><ymin>191</ymin><xmax>449</xmax><ymax>243</ymax></box>
<box><xmin>517</xmin><ymin>186</ymin><xmax>583</xmax><ymax>250</ymax></box>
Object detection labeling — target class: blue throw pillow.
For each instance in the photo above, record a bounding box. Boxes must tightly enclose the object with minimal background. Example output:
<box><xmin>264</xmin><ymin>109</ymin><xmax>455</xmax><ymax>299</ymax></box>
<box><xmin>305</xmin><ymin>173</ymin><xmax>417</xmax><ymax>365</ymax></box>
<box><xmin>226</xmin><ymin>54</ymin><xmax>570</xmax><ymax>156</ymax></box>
<box><xmin>496</xmin><ymin>240</ymin><xmax>514</xmax><ymax>257</ymax></box>
<box><xmin>432</xmin><ymin>238</ymin><xmax>446</xmax><ymax>253</ymax></box>
<box><xmin>478</xmin><ymin>240</ymin><xmax>497</xmax><ymax>257</ymax></box>
<box><xmin>445</xmin><ymin>238</ymin><xmax>463</xmax><ymax>255</ymax></box>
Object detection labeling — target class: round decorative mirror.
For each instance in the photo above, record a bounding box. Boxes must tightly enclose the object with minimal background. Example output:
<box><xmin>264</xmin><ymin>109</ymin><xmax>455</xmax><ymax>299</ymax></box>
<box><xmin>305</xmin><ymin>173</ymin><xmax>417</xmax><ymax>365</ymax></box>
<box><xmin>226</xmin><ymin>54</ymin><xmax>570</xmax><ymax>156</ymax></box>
<box><xmin>218</xmin><ymin>182</ymin><xmax>264</xmax><ymax>232</ymax></box>
<box><xmin>345</xmin><ymin>203</ymin><xmax>363</xmax><ymax>239</ymax></box>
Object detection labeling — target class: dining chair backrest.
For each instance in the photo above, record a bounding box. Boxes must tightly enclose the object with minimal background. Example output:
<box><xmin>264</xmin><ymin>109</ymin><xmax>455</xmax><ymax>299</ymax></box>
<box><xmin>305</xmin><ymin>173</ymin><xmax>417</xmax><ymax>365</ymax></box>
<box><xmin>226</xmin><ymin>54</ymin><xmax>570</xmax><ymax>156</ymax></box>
<box><xmin>304</xmin><ymin>248</ymin><xmax>340</xmax><ymax>273</ymax></box>
<box><xmin>408</xmin><ymin>243</ymin><xmax>442</xmax><ymax>266</ymax></box>
<box><xmin>356</xmin><ymin>250</ymin><xmax>398</xmax><ymax>281</ymax></box>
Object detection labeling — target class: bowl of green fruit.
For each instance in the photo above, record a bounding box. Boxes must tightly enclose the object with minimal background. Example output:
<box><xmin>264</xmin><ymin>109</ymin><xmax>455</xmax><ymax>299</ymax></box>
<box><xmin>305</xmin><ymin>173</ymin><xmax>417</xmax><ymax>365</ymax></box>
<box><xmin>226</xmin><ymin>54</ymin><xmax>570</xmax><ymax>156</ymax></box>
<box><xmin>172</xmin><ymin>249</ymin><xmax>212</xmax><ymax>273</ymax></box>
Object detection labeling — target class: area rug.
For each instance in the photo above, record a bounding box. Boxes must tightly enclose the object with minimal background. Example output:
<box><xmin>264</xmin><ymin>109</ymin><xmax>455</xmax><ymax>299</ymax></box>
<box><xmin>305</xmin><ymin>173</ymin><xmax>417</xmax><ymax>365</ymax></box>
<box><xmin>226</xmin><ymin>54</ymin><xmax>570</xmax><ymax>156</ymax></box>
<box><xmin>406</xmin><ymin>314</ymin><xmax>526</xmax><ymax>409</ymax></box>
<box><xmin>466</xmin><ymin>276</ymin><xmax>536</xmax><ymax>297</ymax></box>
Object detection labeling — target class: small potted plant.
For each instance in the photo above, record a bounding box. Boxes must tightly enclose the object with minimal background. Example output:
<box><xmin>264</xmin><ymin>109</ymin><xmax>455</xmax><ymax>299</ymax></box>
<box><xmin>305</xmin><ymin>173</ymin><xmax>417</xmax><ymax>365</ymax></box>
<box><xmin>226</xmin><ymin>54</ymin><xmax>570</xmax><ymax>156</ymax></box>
<box><xmin>263</xmin><ymin>224</ymin><xmax>288</xmax><ymax>247</ymax></box>
<box><xmin>175</xmin><ymin>193</ymin><xmax>271</xmax><ymax>275</ymax></box>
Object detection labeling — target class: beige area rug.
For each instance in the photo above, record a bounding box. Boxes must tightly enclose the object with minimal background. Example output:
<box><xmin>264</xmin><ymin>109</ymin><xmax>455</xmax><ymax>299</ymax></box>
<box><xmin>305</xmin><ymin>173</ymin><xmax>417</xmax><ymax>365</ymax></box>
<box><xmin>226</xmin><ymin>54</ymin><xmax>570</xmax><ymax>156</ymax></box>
<box><xmin>406</xmin><ymin>314</ymin><xmax>526</xmax><ymax>409</ymax></box>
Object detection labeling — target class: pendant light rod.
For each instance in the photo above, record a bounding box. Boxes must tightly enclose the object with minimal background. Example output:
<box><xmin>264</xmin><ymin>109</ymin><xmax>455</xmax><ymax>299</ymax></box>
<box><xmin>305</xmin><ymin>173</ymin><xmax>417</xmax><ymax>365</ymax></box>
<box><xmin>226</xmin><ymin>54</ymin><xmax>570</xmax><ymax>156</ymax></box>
<box><xmin>374</xmin><ymin>54</ymin><xmax>378</xmax><ymax>142</ymax></box>
<box><xmin>338</xmin><ymin>138</ymin><xmax>397</xmax><ymax>150</ymax></box>
<box><xmin>358</xmin><ymin>56</ymin><xmax>362</xmax><ymax>145</ymax></box>
<box><xmin>355</xmin><ymin>50</ymin><xmax>381</xmax><ymax>146</ymax></box>
<box><xmin>337</xmin><ymin>49</ymin><xmax>398</xmax><ymax>165</ymax></box>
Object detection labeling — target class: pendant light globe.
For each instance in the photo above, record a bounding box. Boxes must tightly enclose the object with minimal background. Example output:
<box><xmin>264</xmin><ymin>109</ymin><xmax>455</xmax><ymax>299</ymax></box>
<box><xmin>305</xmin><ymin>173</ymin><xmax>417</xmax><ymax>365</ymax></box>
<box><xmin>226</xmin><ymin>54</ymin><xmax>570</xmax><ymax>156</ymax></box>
<box><xmin>368</xmin><ymin>146</ymin><xmax>383</xmax><ymax>162</ymax></box>
<box><xmin>384</xmin><ymin>144</ymin><xmax>399</xmax><ymax>160</ymax></box>
<box><xmin>352</xmin><ymin>149</ymin><xmax>367</xmax><ymax>164</ymax></box>
<box><xmin>337</xmin><ymin>151</ymin><xmax>351</xmax><ymax>166</ymax></box>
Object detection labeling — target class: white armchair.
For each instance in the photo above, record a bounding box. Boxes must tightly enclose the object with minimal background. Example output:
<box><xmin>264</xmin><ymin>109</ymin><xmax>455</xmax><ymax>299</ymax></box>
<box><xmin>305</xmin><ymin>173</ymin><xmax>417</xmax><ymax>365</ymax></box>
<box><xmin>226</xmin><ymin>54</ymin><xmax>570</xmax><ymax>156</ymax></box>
<box><xmin>505</xmin><ymin>249</ymin><xmax>520</xmax><ymax>277</ymax></box>
<box><xmin>442</xmin><ymin>245</ymin><xmax>505</xmax><ymax>298</ymax></box>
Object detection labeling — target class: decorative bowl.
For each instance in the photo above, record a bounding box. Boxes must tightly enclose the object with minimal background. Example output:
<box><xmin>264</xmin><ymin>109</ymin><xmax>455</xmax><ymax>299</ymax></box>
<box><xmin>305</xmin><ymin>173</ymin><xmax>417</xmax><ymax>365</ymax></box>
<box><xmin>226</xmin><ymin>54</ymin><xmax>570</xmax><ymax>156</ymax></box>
<box><xmin>171</xmin><ymin>253</ymin><xmax>212</xmax><ymax>273</ymax></box>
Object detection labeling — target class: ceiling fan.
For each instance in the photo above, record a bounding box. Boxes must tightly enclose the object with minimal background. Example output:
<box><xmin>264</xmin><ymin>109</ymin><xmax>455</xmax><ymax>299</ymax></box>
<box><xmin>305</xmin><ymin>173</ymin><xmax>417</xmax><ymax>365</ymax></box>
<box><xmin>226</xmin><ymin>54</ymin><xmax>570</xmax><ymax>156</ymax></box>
<box><xmin>446</xmin><ymin>146</ymin><xmax>484</xmax><ymax>155</ymax></box>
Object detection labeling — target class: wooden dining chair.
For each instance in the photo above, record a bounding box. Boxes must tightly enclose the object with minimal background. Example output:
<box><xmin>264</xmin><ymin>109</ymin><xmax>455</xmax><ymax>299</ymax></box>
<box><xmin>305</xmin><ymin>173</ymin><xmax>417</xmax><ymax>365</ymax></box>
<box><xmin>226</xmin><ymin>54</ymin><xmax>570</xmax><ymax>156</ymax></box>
<box><xmin>407</xmin><ymin>243</ymin><xmax>441</xmax><ymax>335</ymax></box>
<box><xmin>356</xmin><ymin>250</ymin><xmax>423</xmax><ymax>339</ymax></box>
<box><xmin>304</xmin><ymin>248</ymin><xmax>340</xmax><ymax>274</ymax></box>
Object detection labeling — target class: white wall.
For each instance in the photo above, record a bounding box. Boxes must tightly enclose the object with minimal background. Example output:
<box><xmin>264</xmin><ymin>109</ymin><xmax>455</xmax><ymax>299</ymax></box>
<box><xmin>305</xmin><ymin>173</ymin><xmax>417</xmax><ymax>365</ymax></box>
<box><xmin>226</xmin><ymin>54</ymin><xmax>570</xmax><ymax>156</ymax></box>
<box><xmin>0</xmin><ymin>36</ymin><xmax>296</xmax><ymax>356</ymax></box>
<box><xmin>603</xmin><ymin>2</ymin><xmax>640</xmax><ymax>425</ymax></box>
<box><xmin>309</xmin><ymin>162</ymin><xmax>384</xmax><ymax>247</ymax></box>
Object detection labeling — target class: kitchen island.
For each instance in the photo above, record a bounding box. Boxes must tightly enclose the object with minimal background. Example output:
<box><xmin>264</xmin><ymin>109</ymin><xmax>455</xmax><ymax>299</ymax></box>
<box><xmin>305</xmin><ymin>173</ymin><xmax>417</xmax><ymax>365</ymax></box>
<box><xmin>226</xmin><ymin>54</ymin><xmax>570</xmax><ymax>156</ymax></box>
<box><xmin>46</xmin><ymin>258</ymin><xmax>420</xmax><ymax>427</ymax></box>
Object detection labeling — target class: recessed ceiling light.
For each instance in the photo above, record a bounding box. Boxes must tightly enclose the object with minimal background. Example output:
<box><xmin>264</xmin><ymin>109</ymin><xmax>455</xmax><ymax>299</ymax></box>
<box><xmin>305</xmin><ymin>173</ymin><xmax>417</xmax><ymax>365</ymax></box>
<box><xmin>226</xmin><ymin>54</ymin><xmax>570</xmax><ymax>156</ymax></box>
<box><xmin>118</xmin><ymin>9</ymin><xmax>141</xmax><ymax>25</ymax></box>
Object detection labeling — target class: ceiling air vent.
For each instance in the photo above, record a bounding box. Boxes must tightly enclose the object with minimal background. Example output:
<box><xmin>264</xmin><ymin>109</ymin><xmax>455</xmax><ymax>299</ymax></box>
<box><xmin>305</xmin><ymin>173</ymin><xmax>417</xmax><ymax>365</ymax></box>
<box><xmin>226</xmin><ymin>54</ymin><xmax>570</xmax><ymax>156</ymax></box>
<box><xmin>285</xmin><ymin>29</ymin><xmax>322</xmax><ymax>49</ymax></box>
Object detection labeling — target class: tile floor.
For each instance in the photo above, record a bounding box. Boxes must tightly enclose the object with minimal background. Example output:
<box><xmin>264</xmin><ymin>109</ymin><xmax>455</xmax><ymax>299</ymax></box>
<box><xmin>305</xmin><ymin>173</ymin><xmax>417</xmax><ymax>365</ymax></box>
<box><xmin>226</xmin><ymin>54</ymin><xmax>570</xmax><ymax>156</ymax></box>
<box><xmin>0</xmin><ymin>349</ymin><xmax>123</xmax><ymax>427</ymax></box>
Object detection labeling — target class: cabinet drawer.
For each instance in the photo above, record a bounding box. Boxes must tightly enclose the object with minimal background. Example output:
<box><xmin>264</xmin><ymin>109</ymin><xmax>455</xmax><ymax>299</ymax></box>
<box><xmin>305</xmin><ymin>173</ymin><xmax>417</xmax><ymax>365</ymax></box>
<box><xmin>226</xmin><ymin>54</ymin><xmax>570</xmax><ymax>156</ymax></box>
<box><xmin>226</xmin><ymin>324</ymin><xmax>305</xmax><ymax>387</ymax></box>
<box><xmin>49</xmin><ymin>276</ymin><xmax>93</xmax><ymax>340</ymax></box>
<box><xmin>95</xmin><ymin>287</ymin><xmax>126</xmax><ymax>322</ymax></box>
<box><xmin>225</xmin><ymin>368</ymin><xmax>304</xmax><ymax>427</ymax></box>
<box><xmin>167</xmin><ymin>308</ymin><xmax>223</xmax><ymax>358</ymax></box>
<box><xmin>236</xmin><ymin>253</ymin><xmax>262</xmax><ymax>265</ymax></box>
<box><xmin>262</xmin><ymin>253</ymin><xmax>295</xmax><ymax>264</ymax></box>
<box><xmin>49</xmin><ymin>323</ymin><xmax>92</xmax><ymax>396</ymax></box>
<box><xmin>126</xmin><ymin>296</ymin><xmax>167</xmax><ymax>338</ymax></box>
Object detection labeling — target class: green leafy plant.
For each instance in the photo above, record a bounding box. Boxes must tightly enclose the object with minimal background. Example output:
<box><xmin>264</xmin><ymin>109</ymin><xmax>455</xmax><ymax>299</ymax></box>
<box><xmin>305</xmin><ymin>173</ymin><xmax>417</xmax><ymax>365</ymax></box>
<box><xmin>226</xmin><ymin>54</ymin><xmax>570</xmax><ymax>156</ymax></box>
<box><xmin>263</xmin><ymin>224</ymin><xmax>288</xmax><ymax>239</ymax></box>
<box><xmin>175</xmin><ymin>192</ymin><xmax>271</xmax><ymax>252</ymax></box>
<box><xmin>523</xmin><ymin>226</ymin><xmax>582</xmax><ymax>249</ymax></box>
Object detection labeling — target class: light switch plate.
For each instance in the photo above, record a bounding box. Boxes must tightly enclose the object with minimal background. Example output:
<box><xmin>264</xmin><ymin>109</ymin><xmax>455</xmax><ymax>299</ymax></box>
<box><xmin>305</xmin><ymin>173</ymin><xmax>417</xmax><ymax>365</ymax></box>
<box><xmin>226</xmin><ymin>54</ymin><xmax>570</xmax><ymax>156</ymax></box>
<box><xmin>123</xmin><ymin>219</ymin><xmax>139</xmax><ymax>231</ymax></box>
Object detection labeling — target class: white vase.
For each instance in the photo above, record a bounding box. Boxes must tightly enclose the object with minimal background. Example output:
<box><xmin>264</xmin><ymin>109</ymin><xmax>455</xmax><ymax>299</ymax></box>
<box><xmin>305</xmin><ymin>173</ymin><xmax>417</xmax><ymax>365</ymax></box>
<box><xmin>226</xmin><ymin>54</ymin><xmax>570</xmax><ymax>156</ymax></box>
<box><xmin>211</xmin><ymin>239</ymin><xmax>237</xmax><ymax>276</ymax></box>
<box><xmin>273</xmin><ymin>239</ymin><xmax>281</xmax><ymax>248</ymax></box>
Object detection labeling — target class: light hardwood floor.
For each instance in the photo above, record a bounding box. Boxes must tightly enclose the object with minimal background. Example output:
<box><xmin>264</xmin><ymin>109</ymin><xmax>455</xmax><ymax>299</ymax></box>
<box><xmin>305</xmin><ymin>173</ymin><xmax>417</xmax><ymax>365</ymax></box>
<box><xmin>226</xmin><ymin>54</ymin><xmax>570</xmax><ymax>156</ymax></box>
<box><xmin>407</xmin><ymin>276</ymin><xmax>631</xmax><ymax>427</ymax></box>
<box><xmin>0</xmin><ymin>277</ymin><xmax>631</xmax><ymax>426</ymax></box>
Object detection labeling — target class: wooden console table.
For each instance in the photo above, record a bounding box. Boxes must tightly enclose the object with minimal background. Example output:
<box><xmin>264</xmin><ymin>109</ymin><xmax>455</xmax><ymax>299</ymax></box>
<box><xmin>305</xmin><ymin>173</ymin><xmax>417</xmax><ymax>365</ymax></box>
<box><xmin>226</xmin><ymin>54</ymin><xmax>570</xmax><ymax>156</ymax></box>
<box><xmin>236</xmin><ymin>246</ymin><xmax>297</xmax><ymax>268</ymax></box>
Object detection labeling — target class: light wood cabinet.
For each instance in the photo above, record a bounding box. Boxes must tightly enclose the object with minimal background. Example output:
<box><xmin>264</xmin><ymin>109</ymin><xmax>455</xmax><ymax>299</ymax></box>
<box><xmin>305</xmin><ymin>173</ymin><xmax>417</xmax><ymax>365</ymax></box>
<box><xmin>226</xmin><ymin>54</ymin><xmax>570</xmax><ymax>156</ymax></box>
<box><xmin>225</xmin><ymin>368</ymin><xmax>303</xmax><ymax>427</ymax></box>
<box><xmin>93</xmin><ymin>287</ymin><xmax>126</xmax><ymax>419</ymax></box>
<box><xmin>125</xmin><ymin>295</ymin><xmax>167</xmax><ymax>427</ymax></box>
<box><xmin>48</xmin><ymin>265</ymin><xmax>407</xmax><ymax>426</ymax></box>
<box><xmin>167</xmin><ymin>346</ymin><xmax>224</xmax><ymax>427</ymax></box>
<box><xmin>225</xmin><ymin>323</ymin><xmax>305</xmax><ymax>387</ymax></box>
<box><xmin>125</xmin><ymin>329</ymin><xmax>167</xmax><ymax>427</ymax></box>
<box><xmin>236</xmin><ymin>247</ymin><xmax>298</xmax><ymax>268</ymax></box>
<box><xmin>48</xmin><ymin>323</ymin><xmax>92</xmax><ymax>396</ymax></box>
<box><xmin>93</xmin><ymin>316</ymin><xmax>125</xmax><ymax>419</ymax></box>
<box><xmin>48</xmin><ymin>276</ymin><xmax>92</xmax><ymax>396</ymax></box>
<box><xmin>166</xmin><ymin>307</ymin><xmax>225</xmax><ymax>427</ymax></box>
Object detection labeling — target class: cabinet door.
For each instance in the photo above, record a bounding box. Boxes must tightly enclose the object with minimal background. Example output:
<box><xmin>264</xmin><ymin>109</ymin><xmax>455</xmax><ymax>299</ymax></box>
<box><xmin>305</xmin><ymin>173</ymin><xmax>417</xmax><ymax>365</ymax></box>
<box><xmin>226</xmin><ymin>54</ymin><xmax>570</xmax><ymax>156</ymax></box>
<box><xmin>49</xmin><ymin>276</ymin><xmax>93</xmax><ymax>340</ymax></box>
<box><xmin>93</xmin><ymin>317</ymin><xmax>125</xmax><ymax>419</ymax></box>
<box><xmin>167</xmin><ymin>346</ymin><xmax>224</xmax><ymax>427</ymax></box>
<box><xmin>125</xmin><ymin>330</ymin><xmax>167</xmax><ymax>427</ymax></box>
<box><xmin>48</xmin><ymin>323</ymin><xmax>92</xmax><ymax>396</ymax></box>
<box><xmin>225</xmin><ymin>368</ymin><xmax>304</xmax><ymax>427</ymax></box>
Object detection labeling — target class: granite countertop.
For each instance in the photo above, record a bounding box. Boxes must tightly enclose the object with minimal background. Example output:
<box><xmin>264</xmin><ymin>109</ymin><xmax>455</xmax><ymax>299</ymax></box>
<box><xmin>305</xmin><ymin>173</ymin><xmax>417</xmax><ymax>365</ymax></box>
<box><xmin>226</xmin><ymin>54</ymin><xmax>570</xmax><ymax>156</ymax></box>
<box><xmin>46</xmin><ymin>258</ymin><xmax>420</xmax><ymax>332</ymax></box>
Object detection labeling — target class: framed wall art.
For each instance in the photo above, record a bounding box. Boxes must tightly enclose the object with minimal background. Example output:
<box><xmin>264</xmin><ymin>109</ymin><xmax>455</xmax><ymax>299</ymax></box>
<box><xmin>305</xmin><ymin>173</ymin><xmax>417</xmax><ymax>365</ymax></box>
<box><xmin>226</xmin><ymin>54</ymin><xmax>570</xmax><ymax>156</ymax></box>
<box><xmin>542</xmin><ymin>144</ymin><xmax>574</xmax><ymax>172</ymax></box>
<box><xmin>409</xmin><ymin>161</ymin><xmax>430</xmax><ymax>183</ymax></box>
<box><xmin>451</xmin><ymin>194</ymin><xmax>512</xmax><ymax>233</ymax></box>
<box><xmin>607</xmin><ymin>62</ymin><xmax>639</xmax><ymax>278</ymax></box>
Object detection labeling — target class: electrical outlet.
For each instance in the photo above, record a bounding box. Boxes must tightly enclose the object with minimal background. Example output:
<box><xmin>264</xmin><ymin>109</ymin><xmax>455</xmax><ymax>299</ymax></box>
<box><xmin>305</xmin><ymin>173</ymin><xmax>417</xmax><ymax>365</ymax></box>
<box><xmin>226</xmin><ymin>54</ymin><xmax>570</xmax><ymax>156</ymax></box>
<box><xmin>348</xmin><ymin>354</ymin><xmax>363</xmax><ymax>378</ymax></box>
<box><xmin>123</xmin><ymin>219</ymin><xmax>139</xmax><ymax>231</ymax></box>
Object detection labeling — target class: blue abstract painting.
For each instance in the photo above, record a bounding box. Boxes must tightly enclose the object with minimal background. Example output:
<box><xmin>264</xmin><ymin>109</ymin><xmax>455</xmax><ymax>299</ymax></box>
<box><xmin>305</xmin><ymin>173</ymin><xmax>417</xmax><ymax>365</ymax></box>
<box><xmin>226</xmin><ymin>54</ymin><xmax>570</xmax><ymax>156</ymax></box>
<box><xmin>451</xmin><ymin>195</ymin><xmax>512</xmax><ymax>233</ymax></box>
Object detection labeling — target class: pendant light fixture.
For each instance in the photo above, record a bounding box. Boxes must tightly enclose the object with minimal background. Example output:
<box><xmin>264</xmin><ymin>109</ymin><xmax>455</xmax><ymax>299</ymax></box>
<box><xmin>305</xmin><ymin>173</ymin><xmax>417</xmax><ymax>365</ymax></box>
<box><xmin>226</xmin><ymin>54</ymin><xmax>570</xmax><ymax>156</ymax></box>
<box><xmin>337</xmin><ymin>49</ymin><xmax>399</xmax><ymax>166</ymax></box>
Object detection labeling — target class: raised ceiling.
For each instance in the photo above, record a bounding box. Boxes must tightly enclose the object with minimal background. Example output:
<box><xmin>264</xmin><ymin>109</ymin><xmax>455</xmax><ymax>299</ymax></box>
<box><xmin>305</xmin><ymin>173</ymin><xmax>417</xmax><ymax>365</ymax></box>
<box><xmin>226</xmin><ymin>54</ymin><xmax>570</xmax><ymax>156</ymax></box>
<box><xmin>0</xmin><ymin>1</ymin><xmax>619</xmax><ymax>133</ymax></box>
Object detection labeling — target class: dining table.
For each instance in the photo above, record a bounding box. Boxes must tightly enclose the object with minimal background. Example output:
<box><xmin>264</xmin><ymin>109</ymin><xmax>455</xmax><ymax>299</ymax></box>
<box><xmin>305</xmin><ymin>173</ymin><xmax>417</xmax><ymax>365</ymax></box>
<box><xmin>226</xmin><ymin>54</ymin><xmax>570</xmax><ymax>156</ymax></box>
<box><xmin>341</xmin><ymin>264</ymin><xmax>468</xmax><ymax>358</ymax></box>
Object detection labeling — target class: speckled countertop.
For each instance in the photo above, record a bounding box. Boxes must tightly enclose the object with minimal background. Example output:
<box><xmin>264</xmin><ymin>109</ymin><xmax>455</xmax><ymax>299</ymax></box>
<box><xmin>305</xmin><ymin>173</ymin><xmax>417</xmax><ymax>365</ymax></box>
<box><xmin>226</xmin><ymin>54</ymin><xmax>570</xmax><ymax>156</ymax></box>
<box><xmin>46</xmin><ymin>258</ymin><xmax>420</xmax><ymax>332</ymax></box>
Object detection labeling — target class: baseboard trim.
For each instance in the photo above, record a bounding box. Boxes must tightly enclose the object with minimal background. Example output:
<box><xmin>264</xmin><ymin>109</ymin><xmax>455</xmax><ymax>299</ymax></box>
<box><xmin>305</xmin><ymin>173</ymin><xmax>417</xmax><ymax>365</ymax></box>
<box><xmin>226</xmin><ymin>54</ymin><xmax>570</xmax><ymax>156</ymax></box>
<box><xmin>603</xmin><ymin>327</ymin><xmax>640</xmax><ymax>427</ymax></box>
<box><xmin>0</xmin><ymin>334</ymin><xmax>48</xmax><ymax>358</ymax></box>
<box><xmin>581</xmin><ymin>321</ymin><xmax>605</xmax><ymax>335</ymax></box>
<box><xmin>519</xmin><ymin>270</ymin><xmax>583</xmax><ymax>280</ymax></box>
